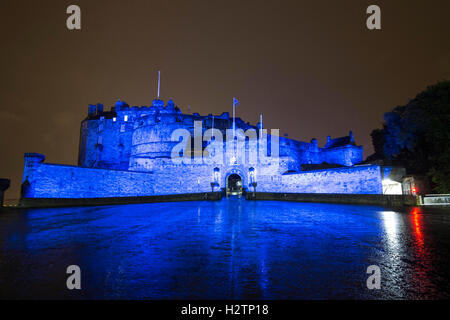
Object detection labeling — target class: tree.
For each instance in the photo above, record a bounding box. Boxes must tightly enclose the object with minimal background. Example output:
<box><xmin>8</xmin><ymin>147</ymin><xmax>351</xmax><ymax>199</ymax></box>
<box><xmin>365</xmin><ymin>128</ymin><xmax>385</xmax><ymax>162</ymax></box>
<box><xmin>370</xmin><ymin>81</ymin><xmax>450</xmax><ymax>193</ymax></box>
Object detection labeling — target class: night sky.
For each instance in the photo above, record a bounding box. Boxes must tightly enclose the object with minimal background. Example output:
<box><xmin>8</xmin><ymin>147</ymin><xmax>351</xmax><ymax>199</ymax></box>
<box><xmin>1</xmin><ymin>0</ymin><xmax>449</xmax><ymax>199</ymax></box>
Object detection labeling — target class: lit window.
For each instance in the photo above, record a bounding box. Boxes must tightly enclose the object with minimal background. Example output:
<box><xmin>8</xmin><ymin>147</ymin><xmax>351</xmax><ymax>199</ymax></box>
<box><xmin>124</xmin><ymin>115</ymin><xmax>128</xmax><ymax>122</ymax></box>
<box><xmin>113</xmin><ymin>117</ymin><xmax>116</xmax><ymax>122</ymax></box>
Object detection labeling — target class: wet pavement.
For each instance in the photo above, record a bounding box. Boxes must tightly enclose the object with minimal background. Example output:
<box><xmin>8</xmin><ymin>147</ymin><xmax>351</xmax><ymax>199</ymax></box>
<box><xmin>0</xmin><ymin>198</ymin><xmax>449</xmax><ymax>299</ymax></box>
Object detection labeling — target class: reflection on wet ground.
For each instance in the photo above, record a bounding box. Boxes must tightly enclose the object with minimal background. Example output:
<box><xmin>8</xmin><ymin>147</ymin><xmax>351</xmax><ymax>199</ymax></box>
<box><xmin>0</xmin><ymin>199</ymin><xmax>449</xmax><ymax>299</ymax></box>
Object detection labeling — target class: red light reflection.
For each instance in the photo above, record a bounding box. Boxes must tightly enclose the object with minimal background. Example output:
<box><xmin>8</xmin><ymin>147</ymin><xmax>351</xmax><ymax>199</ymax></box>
<box><xmin>408</xmin><ymin>206</ymin><xmax>437</xmax><ymax>296</ymax></box>
<box><xmin>411</xmin><ymin>207</ymin><xmax>423</xmax><ymax>246</ymax></box>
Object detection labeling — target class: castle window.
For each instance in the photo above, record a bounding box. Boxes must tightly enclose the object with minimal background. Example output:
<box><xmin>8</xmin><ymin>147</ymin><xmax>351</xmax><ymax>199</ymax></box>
<box><xmin>98</xmin><ymin>123</ymin><xmax>104</xmax><ymax>132</ymax></box>
<box><xmin>113</xmin><ymin>117</ymin><xmax>116</xmax><ymax>122</ymax></box>
<box><xmin>100</xmin><ymin>116</ymin><xmax>105</xmax><ymax>121</ymax></box>
<box><xmin>97</xmin><ymin>136</ymin><xmax>103</xmax><ymax>145</ymax></box>
<box><xmin>120</xmin><ymin>124</ymin><xmax>125</xmax><ymax>132</ymax></box>
<box><xmin>124</xmin><ymin>115</ymin><xmax>128</xmax><ymax>122</ymax></box>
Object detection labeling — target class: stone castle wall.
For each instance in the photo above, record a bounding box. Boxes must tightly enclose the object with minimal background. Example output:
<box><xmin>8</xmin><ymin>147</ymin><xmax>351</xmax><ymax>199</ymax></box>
<box><xmin>78</xmin><ymin>100</ymin><xmax>364</xmax><ymax>173</ymax></box>
<box><xmin>256</xmin><ymin>165</ymin><xmax>384</xmax><ymax>194</ymax></box>
<box><xmin>24</xmin><ymin>98</ymin><xmax>373</xmax><ymax>201</ymax></box>
<box><xmin>22</xmin><ymin>155</ymin><xmax>214</xmax><ymax>199</ymax></box>
<box><xmin>78</xmin><ymin>110</ymin><xmax>134</xmax><ymax>170</ymax></box>
<box><xmin>319</xmin><ymin>145</ymin><xmax>364</xmax><ymax>167</ymax></box>
<box><xmin>22</xmin><ymin>153</ymin><xmax>386</xmax><ymax>199</ymax></box>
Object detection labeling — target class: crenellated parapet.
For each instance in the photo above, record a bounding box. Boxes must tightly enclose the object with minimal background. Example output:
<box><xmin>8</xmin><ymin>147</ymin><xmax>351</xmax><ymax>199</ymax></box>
<box><xmin>78</xmin><ymin>97</ymin><xmax>364</xmax><ymax>174</ymax></box>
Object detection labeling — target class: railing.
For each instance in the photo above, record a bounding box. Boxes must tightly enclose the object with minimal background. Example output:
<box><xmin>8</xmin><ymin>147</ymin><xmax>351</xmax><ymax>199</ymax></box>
<box><xmin>421</xmin><ymin>194</ymin><xmax>450</xmax><ymax>206</ymax></box>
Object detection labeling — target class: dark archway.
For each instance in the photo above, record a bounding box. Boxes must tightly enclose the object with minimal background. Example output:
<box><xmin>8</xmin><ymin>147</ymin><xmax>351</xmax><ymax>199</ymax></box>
<box><xmin>227</xmin><ymin>174</ymin><xmax>242</xmax><ymax>196</ymax></box>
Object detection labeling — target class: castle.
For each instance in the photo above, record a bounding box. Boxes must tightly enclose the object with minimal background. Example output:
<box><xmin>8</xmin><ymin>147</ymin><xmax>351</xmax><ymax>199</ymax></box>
<box><xmin>20</xmin><ymin>94</ymin><xmax>404</xmax><ymax>204</ymax></box>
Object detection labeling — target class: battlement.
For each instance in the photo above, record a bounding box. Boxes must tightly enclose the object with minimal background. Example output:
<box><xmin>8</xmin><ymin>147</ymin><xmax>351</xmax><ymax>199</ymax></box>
<box><xmin>86</xmin><ymin>99</ymin><xmax>249</xmax><ymax>129</ymax></box>
<box><xmin>79</xmin><ymin>97</ymin><xmax>363</xmax><ymax>172</ymax></box>
<box><xmin>18</xmin><ymin>90</ymin><xmax>374</xmax><ymax>203</ymax></box>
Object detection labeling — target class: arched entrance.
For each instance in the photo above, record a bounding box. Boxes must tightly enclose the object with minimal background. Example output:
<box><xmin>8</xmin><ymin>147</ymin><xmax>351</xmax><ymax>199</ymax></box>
<box><xmin>227</xmin><ymin>174</ymin><xmax>242</xmax><ymax>196</ymax></box>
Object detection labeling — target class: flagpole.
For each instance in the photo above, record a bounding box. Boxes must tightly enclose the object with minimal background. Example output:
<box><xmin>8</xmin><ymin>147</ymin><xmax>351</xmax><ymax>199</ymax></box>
<box><xmin>212</xmin><ymin>115</ymin><xmax>215</xmax><ymax>156</ymax></box>
<box><xmin>260</xmin><ymin>114</ymin><xmax>263</xmax><ymax>137</ymax></box>
<box><xmin>233</xmin><ymin>99</ymin><xmax>235</xmax><ymax>138</ymax></box>
<box><xmin>157</xmin><ymin>70</ymin><xmax>160</xmax><ymax>99</ymax></box>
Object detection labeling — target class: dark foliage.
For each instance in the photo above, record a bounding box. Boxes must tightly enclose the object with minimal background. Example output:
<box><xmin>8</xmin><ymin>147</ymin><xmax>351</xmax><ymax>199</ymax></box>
<box><xmin>369</xmin><ymin>81</ymin><xmax>450</xmax><ymax>193</ymax></box>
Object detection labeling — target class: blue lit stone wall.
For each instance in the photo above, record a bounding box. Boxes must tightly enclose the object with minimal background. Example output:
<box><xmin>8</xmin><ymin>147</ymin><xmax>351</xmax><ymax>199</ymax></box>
<box><xmin>22</xmin><ymin>160</ymin><xmax>213</xmax><ymax>199</ymax></box>
<box><xmin>22</xmin><ymin>151</ymin><xmax>384</xmax><ymax>198</ymax></box>
<box><xmin>79</xmin><ymin>101</ymin><xmax>364</xmax><ymax>173</ymax></box>
<box><xmin>319</xmin><ymin>145</ymin><xmax>364</xmax><ymax>166</ymax></box>
<box><xmin>257</xmin><ymin>165</ymin><xmax>384</xmax><ymax>194</ymax></box>
<box><xmin>33</xmin><ymin>98</ymin><xmax>369</xmax><ymax>200</ymax></box>
<box><xmin>78</xmin><ymin>115</ymin><xmax>134</xmax><ymax>170</ymax></box>
<box><xmin>278</xmin><ymin>136</ymin><xmax>321</xmax><ymax>168</ymax></box>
